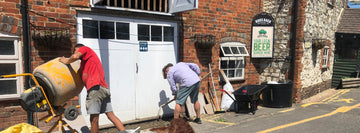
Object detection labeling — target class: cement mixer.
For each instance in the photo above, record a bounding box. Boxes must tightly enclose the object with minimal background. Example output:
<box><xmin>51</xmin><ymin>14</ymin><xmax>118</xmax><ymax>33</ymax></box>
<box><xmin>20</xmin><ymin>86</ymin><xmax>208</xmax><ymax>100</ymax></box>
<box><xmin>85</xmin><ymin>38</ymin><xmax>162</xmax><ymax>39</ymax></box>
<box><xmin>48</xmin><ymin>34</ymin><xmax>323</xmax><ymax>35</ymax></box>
<box><xmin>1</xmin><ymin>57</ymin><xmax>84</xmax><ymax>133</ymax></box>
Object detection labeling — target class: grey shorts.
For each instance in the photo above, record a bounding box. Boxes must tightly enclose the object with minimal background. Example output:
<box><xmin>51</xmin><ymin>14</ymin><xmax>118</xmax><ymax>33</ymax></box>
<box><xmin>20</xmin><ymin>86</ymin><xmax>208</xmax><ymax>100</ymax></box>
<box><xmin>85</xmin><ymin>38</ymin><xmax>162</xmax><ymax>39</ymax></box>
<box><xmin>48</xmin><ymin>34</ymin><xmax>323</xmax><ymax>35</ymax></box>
<box><xmin>176</xmin><ymin>82</ymin><xmax>200</xmax><ymax>105</ymax></box>
<box><xmin>86</xmin><ymin>85</ymin><xmax>113</xmax><ymax>114</ymax></box>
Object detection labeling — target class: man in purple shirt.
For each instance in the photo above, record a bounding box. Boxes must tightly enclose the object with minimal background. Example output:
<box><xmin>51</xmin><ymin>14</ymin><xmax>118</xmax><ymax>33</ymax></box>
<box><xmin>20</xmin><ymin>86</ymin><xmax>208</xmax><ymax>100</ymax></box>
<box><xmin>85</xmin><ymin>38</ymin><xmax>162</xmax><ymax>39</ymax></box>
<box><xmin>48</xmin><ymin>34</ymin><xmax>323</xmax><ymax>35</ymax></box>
<box><xmin>162</xmin><ymin>62</ymin><xmax>202</xmax><ymax>124</ymax></box>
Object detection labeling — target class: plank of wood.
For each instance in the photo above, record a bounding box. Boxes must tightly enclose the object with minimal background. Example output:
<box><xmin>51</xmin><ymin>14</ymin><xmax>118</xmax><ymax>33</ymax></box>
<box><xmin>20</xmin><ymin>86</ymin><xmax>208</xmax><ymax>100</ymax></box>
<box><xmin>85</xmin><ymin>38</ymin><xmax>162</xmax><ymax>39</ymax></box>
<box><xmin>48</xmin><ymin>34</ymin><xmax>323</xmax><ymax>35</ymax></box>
<box><xmin>185</xmin><ymin>97</ymin><xmax>196</xmax><ymax>118</ymax></box>
<box><xmin>204</xmin><ymin>104</ymin><xmax>214</xmax><ymax>114</ymax></box>
<box><xmin>204</xmin><ymin>92</ymin><xmax>215</xmax><ymax>112</ymax></box>
<box><xmin>185</xmin><ymin>93</ymin><xmax>206</xmax><ymax>118</ymax></box>
<box><xmin>198</xmin><ymin>93</ymin><xmax>206</xmax><ymax>115</ymax></box>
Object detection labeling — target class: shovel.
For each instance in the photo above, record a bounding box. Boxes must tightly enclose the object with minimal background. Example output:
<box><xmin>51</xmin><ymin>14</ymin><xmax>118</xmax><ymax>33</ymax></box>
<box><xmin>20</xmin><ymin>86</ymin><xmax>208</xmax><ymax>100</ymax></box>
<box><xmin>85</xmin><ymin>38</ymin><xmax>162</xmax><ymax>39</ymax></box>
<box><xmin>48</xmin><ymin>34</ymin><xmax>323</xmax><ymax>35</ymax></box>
<box><xmin>157</xmin><ymin>98</ymin><xmax>175</xmax><ymax>120</ymax></box>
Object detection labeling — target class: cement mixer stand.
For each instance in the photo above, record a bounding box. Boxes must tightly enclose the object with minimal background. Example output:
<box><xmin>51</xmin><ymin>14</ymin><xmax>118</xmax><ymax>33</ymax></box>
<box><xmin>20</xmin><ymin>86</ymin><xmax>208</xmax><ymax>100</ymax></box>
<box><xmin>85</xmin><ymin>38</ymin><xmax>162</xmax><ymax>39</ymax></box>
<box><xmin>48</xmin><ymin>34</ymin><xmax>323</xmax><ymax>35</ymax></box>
<box><xmin>1</xmin><ymin>73</ymin><xmax>78</xmax><ymax>133</ymax></box>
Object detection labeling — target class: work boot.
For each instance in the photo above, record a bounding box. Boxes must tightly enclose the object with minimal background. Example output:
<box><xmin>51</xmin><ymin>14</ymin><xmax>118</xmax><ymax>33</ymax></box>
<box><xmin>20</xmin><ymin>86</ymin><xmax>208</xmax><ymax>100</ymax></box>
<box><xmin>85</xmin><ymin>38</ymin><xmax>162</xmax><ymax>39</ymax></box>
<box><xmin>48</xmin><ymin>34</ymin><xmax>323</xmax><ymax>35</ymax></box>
<box><xmin>194</xmin><ymin>118</ymin><xmax>202</xmax><ymax>124</ymax></box>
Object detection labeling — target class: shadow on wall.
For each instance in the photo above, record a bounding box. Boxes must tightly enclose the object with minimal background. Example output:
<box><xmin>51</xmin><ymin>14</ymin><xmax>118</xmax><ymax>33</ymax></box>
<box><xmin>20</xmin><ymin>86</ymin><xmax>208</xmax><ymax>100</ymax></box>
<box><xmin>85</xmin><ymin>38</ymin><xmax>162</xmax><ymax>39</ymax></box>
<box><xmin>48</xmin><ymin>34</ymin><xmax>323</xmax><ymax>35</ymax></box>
<box><xmin>158</xmin><ymin>90</ymin><xmax>174</xmax><ymax>118</ymax></box>
<box><xmin>33</xmin><ymin>35</ymin><xmax>72</xmax><ymax>61</ymax></box>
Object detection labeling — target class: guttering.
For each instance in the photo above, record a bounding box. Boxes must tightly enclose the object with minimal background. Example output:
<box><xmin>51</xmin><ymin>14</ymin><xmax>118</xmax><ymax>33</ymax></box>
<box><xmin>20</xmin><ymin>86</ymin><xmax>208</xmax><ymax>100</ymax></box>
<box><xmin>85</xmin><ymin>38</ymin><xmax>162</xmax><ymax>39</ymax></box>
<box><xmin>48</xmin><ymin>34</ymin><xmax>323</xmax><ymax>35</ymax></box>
<box><xmin>290</xmin><ymin>0</ymin><xmax>299</xmax><ymax>81</ymax></box>
<box><xmin>20</xmin><ymin>0</ymin><xmax>32</xmax><ymax>125</ymax></box>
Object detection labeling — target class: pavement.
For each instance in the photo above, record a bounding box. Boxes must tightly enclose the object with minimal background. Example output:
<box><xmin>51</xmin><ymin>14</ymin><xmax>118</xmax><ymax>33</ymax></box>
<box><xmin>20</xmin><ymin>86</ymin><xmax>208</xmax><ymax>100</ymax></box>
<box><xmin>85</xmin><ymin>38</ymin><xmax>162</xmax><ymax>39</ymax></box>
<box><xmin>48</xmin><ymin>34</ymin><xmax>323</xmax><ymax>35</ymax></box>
<box><xmin>65</xmin><ymin>88</ymin><xmax>342</xmax><ymax>133</ymax></box>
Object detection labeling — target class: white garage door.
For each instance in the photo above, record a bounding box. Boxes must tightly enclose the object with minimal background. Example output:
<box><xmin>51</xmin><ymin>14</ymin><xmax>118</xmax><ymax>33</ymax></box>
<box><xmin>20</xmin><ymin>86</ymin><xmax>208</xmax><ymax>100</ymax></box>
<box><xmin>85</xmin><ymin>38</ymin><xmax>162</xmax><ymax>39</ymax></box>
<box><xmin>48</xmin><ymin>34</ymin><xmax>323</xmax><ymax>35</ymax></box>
<box><xmin>77</xmin><ymin>13</ymin><xmax>178</xmax><ymax>126</ymax></box>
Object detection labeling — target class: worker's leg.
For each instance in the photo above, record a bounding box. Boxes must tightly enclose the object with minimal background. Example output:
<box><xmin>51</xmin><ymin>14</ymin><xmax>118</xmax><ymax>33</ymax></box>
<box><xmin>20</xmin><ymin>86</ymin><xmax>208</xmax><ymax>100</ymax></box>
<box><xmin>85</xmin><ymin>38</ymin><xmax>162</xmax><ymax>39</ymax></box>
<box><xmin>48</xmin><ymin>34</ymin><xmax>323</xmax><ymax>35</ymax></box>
<box><xmin>174</xmin><ymin>103</ymin><xmax>182</xmax><ymax>119</ymax></box>
<box><xmin>90</xmin><ymin>114</ymin><xmax>99</xmax><ymax>133</ymax></box>
<box><xmin>106</xmin><ymin>111</ymin><xmax>125</xmax><ymax>131</ymax></box>
<box><xmin>188</xmin><ymin>82</ymin><xmax>201</xmax><ymax>124</ymax></box>
<box><xmin>194</xmin><ymin>101</ymin><xmax>200</xmax><ymax>118</ymax></box>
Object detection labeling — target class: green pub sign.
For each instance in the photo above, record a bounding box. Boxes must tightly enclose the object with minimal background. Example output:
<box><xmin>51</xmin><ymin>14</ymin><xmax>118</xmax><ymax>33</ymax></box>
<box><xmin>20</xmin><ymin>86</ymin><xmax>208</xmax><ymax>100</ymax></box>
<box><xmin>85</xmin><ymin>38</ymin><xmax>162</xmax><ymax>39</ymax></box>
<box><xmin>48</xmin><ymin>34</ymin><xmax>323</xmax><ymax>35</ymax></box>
<box><xmin>251</xmin><ymin>12</ymin><xmax>274</xmax><ymax>58</ymax></box>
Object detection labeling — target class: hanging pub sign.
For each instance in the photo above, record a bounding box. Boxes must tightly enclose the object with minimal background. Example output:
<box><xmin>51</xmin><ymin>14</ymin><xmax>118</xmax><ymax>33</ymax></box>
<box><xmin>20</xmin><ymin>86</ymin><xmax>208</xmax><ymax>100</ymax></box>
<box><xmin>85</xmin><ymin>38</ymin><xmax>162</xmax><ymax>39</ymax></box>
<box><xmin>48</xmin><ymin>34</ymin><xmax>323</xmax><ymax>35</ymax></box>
<box><xmin>251</xmin><ymin>12</ymin><xmax>275</xmax><ymax>58</ymax></box>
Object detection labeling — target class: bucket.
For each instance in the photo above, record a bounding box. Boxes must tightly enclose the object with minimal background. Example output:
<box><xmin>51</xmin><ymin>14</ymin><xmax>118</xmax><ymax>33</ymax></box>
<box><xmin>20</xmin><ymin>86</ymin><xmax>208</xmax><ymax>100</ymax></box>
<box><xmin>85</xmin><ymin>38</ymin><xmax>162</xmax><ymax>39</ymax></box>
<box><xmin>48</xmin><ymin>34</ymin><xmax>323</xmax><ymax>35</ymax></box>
<box><xmin>33</xmin><ymin>57</ymin><xmax>84</xmax><ymax>106</ymax></box>
<box><xmin>262</xmin><ymin>81</ymin><xmax>293</xmax><ymax>108</ymax></box>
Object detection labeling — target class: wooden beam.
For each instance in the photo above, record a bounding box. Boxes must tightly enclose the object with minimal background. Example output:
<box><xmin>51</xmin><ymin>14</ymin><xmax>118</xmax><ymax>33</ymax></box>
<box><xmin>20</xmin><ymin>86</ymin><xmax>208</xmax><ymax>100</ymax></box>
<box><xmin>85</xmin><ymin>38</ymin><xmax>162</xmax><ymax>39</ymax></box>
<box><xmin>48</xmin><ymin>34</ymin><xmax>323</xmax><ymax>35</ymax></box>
<box><xmin>147</xmin><ymin>0</ymin><xmax>150</xmax><ymax>10</ymax></box>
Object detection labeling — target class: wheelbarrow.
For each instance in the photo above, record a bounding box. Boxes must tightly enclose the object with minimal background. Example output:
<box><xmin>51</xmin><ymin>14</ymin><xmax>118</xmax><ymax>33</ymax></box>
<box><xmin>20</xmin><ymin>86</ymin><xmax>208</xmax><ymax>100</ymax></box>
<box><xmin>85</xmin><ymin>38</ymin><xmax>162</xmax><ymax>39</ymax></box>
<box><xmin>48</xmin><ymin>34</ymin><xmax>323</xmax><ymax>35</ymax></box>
<box><xmin>221</xmin><ymin>85</ymin><xmax>267</xmax><ymax>114</ymax></box>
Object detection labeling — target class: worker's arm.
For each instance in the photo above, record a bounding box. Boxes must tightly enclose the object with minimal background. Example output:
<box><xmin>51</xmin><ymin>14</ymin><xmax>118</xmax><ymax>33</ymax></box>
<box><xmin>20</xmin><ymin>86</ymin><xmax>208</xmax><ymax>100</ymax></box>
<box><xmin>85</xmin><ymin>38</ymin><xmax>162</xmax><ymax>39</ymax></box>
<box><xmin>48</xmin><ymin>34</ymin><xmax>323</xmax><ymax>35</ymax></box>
<box><xmin>59</xmin><ymin>51</ymin><xmax>82</xmax><ymax>64</ymax></box>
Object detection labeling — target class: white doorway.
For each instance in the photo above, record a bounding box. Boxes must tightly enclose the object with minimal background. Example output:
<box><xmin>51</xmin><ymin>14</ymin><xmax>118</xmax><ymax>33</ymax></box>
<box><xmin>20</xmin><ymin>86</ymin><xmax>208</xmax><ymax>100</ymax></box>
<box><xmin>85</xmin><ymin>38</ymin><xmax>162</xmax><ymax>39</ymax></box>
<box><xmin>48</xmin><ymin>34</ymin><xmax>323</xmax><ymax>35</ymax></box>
<box><xmin>77</xmin><ymin>13</ymin><xmax>178</xmax><ymax>126</ymax></box>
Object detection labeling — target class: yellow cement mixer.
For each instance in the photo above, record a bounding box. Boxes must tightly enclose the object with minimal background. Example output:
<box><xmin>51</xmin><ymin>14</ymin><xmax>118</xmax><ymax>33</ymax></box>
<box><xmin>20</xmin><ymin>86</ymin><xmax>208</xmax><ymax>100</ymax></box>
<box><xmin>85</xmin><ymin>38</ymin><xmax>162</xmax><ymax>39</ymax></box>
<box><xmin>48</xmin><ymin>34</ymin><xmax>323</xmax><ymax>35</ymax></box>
<box><xmin>1</xmin><ymin>57</ymin><xmax>84</xmax><ymax>133</ymax></box>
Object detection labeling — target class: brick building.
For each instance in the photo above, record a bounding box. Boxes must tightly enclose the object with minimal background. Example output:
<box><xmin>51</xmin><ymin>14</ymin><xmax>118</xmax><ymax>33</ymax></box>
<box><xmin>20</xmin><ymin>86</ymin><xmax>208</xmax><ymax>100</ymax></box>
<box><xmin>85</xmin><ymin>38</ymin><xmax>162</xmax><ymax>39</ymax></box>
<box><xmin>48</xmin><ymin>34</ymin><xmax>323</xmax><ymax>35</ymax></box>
<box><xmin>0</xmin><ymin>0</ymin><xmax>348</xmax><ymax>131</ymax></box>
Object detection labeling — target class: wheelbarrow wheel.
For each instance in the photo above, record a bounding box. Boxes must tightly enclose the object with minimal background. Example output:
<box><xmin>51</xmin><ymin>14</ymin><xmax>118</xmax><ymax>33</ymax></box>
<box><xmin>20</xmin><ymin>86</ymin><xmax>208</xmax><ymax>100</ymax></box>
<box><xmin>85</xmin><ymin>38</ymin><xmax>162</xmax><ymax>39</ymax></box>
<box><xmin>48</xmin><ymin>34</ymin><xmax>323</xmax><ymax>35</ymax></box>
<box><xmin>64</xmin><ymin>106</ymin><xmax>78</xmax><ymax>121</ymax></box>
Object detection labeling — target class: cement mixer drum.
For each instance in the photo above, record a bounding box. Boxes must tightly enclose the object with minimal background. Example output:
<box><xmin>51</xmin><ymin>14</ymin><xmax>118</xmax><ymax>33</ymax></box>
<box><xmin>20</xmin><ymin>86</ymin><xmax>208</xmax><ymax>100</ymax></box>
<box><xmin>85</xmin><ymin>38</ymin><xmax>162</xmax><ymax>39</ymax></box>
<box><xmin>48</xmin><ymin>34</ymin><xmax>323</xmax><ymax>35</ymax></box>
<box><xmin>33</xmin><ymin>57</ymin><xmax>84</xmax><ymax>106</ymax></box>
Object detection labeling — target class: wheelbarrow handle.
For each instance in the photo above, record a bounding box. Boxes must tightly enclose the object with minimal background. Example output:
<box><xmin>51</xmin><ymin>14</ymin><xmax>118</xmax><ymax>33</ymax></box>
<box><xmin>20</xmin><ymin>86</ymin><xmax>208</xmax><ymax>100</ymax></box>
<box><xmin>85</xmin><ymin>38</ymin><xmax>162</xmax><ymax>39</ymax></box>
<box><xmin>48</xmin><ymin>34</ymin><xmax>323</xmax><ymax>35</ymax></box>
<box><xmin>220</xmin><ymin>89</ymin><xmax>236</xmax><ymax>102</ymax></box>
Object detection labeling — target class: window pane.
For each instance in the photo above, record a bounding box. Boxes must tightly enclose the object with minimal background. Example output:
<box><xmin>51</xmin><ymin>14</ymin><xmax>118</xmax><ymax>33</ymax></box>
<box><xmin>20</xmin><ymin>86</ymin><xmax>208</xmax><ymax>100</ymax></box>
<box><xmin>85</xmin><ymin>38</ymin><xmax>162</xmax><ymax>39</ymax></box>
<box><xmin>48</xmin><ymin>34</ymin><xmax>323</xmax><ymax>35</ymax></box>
<box><xmin>116</xmin><ymin>22</ymin><xmax>129</xmax><ymax>40</ymax></box>
<box><xmin>229</xmin><ymin>60</ymin><xmax>235</xmax><ymax>68</ymax></box>
<box><xmin>100</xmin><ymin>21</ymin><xmax>115</xmax><ymax>39</ymax></box>
<box><xmin>0</xmin><ymin>40</ymin><xmax>15</xmax><ymax>55</ymax></box>
<box><xmin>222</xmin><ymin>47</ymin><xmax>232</xmax><ymax>54</ymax></box>
<box><xmin>0</xmin><ymin>63</ymin><xmax>16</xmax><ymax>75</ymax></box>
<box><xmin>0</xmin><ymin>80</ymin><xmax>17</xmax><ymax>95</ymax></box>
<box><xmin>220</xmin><ymin>60</ymin><xmax>228</xmax><ymax>69</ymax></box>
<box><xmin>151</xmin><ymin>26</ymin><xmax>162</xmax><ymax>41</ymax></box>
<box><xmin>83</xmin><ymin>20</ymin><xmax>98</xmax><ymax>38</ymax></box>
<box><xmin>322</xmin><ymin>59</ymin><xmax>327</xmax><ymax>66</ymax></box>
<box><xmin>235</xmin><ymin>60</ymin><xmax>242</xmax><ymax>68</ymax></box>
<box><xmin>164</xmin><ymin>27</ymin><xmax>174</xmax><ymax>42</ymax></box>
<box><xmin>235</xmin><ymin>69</ymin><xmax>243</xmax><ymax>77</ymax></box>
<box><xmin>239</xmin><ymin>47</ymin><xmax>247</xmax><ymax>54</ymax></box>
<box><xmin>138</xmin><ymin>24</ymin><xmax>150</xmax><ymax>41</ymax></box>
<box><xmin>231</xmin><ymin>47</ymin><xmax>239</xmax><ymax>54</ymax></box>
<box><xmin>228</xmin><ymin>70</ymin><xmax>235</xmax><ymax>78</ymax></box>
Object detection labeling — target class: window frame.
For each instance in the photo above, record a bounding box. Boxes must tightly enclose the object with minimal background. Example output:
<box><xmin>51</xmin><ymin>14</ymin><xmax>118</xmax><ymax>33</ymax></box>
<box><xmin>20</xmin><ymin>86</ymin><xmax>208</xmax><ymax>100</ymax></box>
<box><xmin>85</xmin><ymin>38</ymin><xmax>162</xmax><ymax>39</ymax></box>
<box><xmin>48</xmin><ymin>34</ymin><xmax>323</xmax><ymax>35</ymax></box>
<box><xmin>0</xmin><ymin>37</ymin><xmax>23</xmax><ymax>100</ymax></box>
<box><xmin>220</xmin><ymin>42</ymin><xmax>249</xmax><ymax>57</ymax></box>
<box><xmin>321</xmin><ymin>46</ymin><xmax>330</xmax><ymax>69</ymax></box>
<box><xmin>219</xmin><ymin>42</ymin><xmax>248</xmax><ymax>81</ymax></box>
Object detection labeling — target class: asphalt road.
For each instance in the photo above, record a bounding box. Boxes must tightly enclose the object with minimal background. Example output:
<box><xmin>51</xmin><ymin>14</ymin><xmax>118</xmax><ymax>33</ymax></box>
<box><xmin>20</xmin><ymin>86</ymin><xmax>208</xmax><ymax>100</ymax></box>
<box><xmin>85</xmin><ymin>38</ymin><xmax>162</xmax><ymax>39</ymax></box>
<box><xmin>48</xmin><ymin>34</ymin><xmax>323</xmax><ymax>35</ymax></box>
<box><xmin>190</xmin><ymin>88</ymin><xmax>360</xmax><ymax>133</ymax></box>
<box><xmin>99</xmin><ymin>88</ymin><xmax>360</xmax><ymax>133</ymax></box>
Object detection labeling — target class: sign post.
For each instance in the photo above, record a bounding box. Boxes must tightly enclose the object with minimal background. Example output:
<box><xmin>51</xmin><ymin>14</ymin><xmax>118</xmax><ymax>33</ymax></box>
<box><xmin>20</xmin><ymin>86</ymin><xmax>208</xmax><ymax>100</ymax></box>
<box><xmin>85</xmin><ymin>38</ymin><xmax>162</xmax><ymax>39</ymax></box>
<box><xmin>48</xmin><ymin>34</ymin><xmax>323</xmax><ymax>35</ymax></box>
<box><xmin>251</xmin><ymin>12</ymin><xmax>275</xmax><ymax>58</ymax></box>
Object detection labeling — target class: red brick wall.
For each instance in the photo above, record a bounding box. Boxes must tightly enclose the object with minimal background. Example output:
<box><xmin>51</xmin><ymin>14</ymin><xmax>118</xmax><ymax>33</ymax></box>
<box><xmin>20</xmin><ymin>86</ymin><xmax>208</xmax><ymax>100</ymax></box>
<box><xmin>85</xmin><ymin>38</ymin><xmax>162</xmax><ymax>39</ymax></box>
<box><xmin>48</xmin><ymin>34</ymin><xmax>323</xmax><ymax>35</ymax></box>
<box><xmin>0</xmin><ymin>0</ymin><xmax>87</xmax><ymax>130</ymax></box>
<box><xmin>293</xmin><ymin>0</ymin><xmax>306</xmax><ymax>102</ymax></box>
<box><xmin>179</xmin><ymin>0</ymin><xmax>262</xmax><ymax>100</ymax></box>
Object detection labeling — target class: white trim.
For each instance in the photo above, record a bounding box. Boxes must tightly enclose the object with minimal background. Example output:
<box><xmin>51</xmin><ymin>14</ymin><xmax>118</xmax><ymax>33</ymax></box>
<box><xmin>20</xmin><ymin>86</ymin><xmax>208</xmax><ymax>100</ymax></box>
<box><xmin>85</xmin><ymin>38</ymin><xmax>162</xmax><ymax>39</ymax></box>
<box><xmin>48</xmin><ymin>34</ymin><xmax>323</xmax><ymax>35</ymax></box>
<box><xmin>92</xmin><ymin>5</ymin><xmax>173</xmax><ymax>16</ymax></box>
<box><xmin>220</xmin><ymin>42</ymin><xmax>249</xmax><ymax>57</ymax></box>
<box><xmin>322</xmin><ymin>46</ymin><xmax>330</xmax><ymax>68</ymax></box>
<box><xmin>220</xmin><ymin>56</ymin><xmax>245</xmax><ymax>81</ymax></box>
<box><xmin>0</xmin><ymin>39</ymin><xmax>19</xmax><ymax>59</ymax></box>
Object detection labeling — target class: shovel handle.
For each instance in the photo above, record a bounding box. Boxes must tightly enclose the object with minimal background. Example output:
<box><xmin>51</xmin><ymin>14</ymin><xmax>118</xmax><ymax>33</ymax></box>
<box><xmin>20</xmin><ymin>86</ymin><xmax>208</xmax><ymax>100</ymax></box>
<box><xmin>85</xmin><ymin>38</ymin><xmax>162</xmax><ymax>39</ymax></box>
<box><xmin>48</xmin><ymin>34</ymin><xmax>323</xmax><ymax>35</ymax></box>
<box><xmin>220</xmin><ymin>89</ymin><xmax>236</xmax><ymax>102</ymax></box>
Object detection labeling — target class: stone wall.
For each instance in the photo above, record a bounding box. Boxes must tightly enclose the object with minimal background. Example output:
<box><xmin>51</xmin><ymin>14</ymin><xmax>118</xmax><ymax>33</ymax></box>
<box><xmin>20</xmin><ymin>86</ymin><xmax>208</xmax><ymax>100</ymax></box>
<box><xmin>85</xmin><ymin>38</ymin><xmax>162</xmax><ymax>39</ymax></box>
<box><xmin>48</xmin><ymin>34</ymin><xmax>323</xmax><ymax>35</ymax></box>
<box><xmin>262</xmin><ymin>0</ymin><xmax>347</xmax><ymax>101</ymax></box>
<box><xmin>301</xmin><ymin>0</ymin><xmax>345</xmax><ymax>88</ymax></box>
<box><xmin>262</xmin><ymin>0</ymin><xmax>293</xmax><ymax>83</ymax></box>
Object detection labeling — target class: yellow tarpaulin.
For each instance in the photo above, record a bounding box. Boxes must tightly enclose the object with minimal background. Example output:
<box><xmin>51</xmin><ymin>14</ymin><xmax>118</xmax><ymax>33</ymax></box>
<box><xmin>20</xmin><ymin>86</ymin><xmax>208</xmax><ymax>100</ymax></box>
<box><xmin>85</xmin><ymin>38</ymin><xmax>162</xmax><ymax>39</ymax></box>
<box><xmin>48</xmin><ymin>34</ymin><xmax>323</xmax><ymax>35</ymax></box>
<box><xmin>1</xmin><ymin>123</ymin><xmax>43</xmax><ymax>133</ymax></box>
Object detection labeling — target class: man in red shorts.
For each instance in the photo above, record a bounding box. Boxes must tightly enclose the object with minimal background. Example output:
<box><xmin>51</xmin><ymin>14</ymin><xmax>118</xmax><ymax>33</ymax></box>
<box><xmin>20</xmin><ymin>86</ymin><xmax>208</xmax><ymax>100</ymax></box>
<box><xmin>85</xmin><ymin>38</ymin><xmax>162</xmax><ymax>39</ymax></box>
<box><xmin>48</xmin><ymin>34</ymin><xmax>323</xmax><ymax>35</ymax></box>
<box><xmin>60</xmin><ymin>44</ymin><xmax>127</xmax><ymax>133</ymax></box>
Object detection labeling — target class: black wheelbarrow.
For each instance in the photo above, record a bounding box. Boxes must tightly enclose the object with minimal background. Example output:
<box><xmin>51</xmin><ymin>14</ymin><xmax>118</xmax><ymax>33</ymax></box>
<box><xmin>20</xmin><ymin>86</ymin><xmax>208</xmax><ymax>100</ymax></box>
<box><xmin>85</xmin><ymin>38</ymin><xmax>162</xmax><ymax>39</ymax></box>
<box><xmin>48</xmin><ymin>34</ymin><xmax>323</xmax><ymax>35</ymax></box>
<box><xmin>221</xmin><ymin>85</ymin><xmax>267</xmax><ymax>114</ymax></box>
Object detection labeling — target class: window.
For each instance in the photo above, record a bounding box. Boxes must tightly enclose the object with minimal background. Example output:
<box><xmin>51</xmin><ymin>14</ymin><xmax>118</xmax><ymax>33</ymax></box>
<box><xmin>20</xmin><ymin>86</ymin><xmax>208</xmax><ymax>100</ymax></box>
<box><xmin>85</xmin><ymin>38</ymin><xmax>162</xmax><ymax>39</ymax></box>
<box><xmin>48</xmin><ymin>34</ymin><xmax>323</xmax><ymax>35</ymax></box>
<box><xmin>0</xmin><ymin>38</ymin><xmax>23</xmax><ymax>99</ymax></box>
<box><xmin>164</xmin><ymin>27</ymin><xmax>174</xmax><ymax>41</ymax></box>
<box><xmin>116</xmin><ymin>22</ymin><xmax>130</xmax><ymax>40</ymax></box>
<box><xmin>92</xmin><ymin>0</ymin><xmax>198</xmax><ymax>14</ymax></box>
<box><xmin>100</xmin><ymin>21</ymin><xmax>115</xmax><ymax>39</ymax></box>
<box><xmin>83</xmin><ymin>20</ymin><xmax>98</xmax><ymax>38</ymax></box>
<box><xmin>138</xmin><ymin>24</ymin><xmax>174</xmax><ymax>42</ymax></box>
<box><xmin>220</xmin><ymin>42</ymin><xmax>249</xmax><ymax>80</ymax></box>
<box><xmin>83</xmin><ymin>19</ymin><xmax>130</xmax><ymax>40</ymax></box>
<box><xmin>138</xmin><ymin>24</ymin><xmax>150</xmax><ymax>41</ymax></box>
<box><xmin>322</xmin><ymin>46</ymin><xmax>330</xmax><ymax>68</ymax></box>
<box><xmin>82</xmin><ymin>19</ymin><xmax>174</xmax><ymax>42</ymax></box>
<box><xmin>327</xmin><ymin>0</ymin><xmax>335</xmax><ymax>5</ymax></box>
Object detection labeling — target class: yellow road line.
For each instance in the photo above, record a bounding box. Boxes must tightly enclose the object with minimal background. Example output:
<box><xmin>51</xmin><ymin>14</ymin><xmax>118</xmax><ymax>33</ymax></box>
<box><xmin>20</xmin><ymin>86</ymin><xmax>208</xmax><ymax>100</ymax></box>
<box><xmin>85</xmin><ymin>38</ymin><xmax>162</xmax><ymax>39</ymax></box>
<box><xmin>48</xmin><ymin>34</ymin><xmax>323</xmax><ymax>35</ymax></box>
<box><xmin>204</xmin><ymin>119</ymin><xmax>235</xmax><ymax>125</ymax></box>
<box><xmin>279</xmin><ymin>108</ymin><xmax>295</xmax><ymax>113</ymax></box>
<box><xmin>257</xmin><ymin>103</ymin><xmax>360</xmax><ymax>133</ymax></box>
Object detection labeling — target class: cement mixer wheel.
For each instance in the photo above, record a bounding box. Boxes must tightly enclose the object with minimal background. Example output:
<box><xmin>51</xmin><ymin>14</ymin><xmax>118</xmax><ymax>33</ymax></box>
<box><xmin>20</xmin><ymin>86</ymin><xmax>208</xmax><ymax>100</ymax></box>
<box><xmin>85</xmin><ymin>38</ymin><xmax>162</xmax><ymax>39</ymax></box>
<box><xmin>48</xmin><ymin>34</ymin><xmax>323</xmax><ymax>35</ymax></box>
<box><xmin>64</xmin><ymin>106</ymin><xmax>78</xmax><ymax>121</ymax></box>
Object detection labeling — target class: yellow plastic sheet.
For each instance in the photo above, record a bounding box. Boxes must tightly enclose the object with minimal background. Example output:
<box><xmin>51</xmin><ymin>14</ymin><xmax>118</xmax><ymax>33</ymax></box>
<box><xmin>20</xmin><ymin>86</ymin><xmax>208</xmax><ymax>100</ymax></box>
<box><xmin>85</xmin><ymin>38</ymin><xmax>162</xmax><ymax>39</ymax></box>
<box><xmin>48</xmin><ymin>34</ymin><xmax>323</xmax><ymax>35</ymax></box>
<box><xmin>1</xmin><ymin>123</ymin><xmax>43</xmax><ymax>133</ymax></box>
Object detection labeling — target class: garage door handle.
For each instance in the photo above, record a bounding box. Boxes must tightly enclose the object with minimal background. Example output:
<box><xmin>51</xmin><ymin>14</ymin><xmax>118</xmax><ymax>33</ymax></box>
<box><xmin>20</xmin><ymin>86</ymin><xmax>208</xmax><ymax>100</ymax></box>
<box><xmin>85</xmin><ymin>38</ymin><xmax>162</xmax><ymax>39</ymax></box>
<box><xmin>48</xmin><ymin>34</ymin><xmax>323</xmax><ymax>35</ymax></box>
<box><xmin>136</xmin><ymin>63</ymin><xmax>138</xmax><ymax>73</ymax></box>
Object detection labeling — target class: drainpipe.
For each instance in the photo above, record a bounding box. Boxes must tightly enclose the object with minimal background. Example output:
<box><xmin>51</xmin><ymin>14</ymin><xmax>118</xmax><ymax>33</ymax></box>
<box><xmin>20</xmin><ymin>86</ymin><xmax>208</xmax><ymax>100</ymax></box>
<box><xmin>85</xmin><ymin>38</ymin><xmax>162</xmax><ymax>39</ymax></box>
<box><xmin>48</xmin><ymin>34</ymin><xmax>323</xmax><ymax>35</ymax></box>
<box><xmin>21</xmin><ymin>0</ymin><xmax>33</xmax><ymax>125</ymax></box>
<box><xmin>289</xmin><ymin>0</ymin><xmax>299</xmax><ymax>82</ymax></box>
